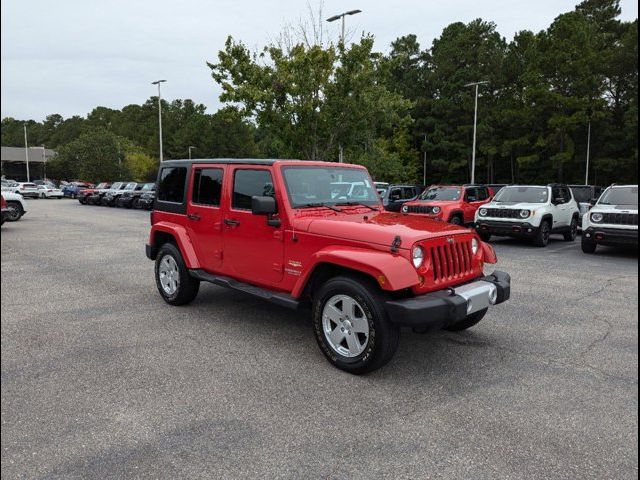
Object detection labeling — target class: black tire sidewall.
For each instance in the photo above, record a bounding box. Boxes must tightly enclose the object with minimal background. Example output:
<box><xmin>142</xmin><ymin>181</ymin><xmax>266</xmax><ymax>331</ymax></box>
<box><xmin>312</xmin><ymin>276</ymin><xmax>399</xmax><ymax>374</ymax></box>
<box><xmin>581</xmin><ymin>236</ymin><xmax>597</xmax><ymax>254</ymax></box>
<box><xmin>154</xmin><ymin>243</ymin><xmax>199</xmax><ymax>305</ymax></box>
<box><xmin>535</xmin><ymin>221</ymin><xmax>551</xmax><ymax>247</ymax></box>
<box><xmin>6</xmin><ymin>202</ymin><xmax>23</xmax><ymax>221</ymax></box>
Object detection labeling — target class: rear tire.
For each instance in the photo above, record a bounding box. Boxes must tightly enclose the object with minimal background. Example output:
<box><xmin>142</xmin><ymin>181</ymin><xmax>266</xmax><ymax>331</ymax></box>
<box><xmin>312</xmin><ymin>275</ymin><xmax>399</xmax><ymax>374</ymax></box>
<box><xmin>154</xmin><ymin>243</ymin><xmax>200</xmax><ymax>306</ymax></box>
<box><xmin>444</xmin><ymin>308</ymin><xmax>488</xmax><ymax>331</ymax></box>
<box><xmin>479</xmin><ymin>231</ymin><xmax>491</xmax><ymax>242</ymax></box>
<box><xmin>581</xmin><ymin>236</ymin><xmax>597</xmax><ymax>254</ymax></box>
<box><xmin>564</xmin><ymin>217</ymin><xmax>578</xmax><ymax>241</ymax></box>
<box><xmin>533</xmin><ymin>221</ymin><xmax>551</xmax><ymax>247</ymax></box>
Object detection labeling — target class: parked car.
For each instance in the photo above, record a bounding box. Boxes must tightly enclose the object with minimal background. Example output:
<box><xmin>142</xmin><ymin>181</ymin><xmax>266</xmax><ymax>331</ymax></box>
<box><xmin>102</xmin><ymin>182</ymin><xmax>135</xmax><ymax>206</ymax></box>
<box><xmin>475</xmin><ymin>184</ymin><xmax>580</xmax><ymax>247</ymax></box>
<box><xmin>37</xmin><ymin>184</ymin><xmax>64</xmax><ymax>199</ymax></box>
<box><xmin>379</xmin><ymin>184</ymin><xmax>422</xmax><ymax>212</ymax></box>
<box><xmin>33</xmin><ymin>179</ymin><xmax>57</xmax><ymax>188</ymax></box>
<box><xmin>145</xmin><ymin>159</ymin><xmax>511</xmax><ymax>374</ymax></box>
<box><xmin>374</xmin><ymin>181</ymin><xmax>390</xmax><ymax>195</ymax></box>
<box><xmin>1</xmin><ymin>195</ymin><xmax>8</xmax><ymax>225</ymax></box>
<box><xmin>63</xmin><ymin>182</ymin><xmax>93</xmax><ymax>199</ymax></box>
<box><xmin>1</xmin><ymin>191</ymin><xmax>27</xmax><ymax>222</ymax></box>
<box><xmin>9</xmin><ymin>182</ymin><xmax>40</xmax><ymax>198</ymax></box>
<box><xmin>117</xmin><ymin>183</ymin><xmax>155</xmax><ymax>208</ymax></box>
<box><xmin>85</xmin><ymin>182</ymin><xmax>115</xmax><ymax>205</ymax></box>
<box><xmin>581</xmin><ymin>184</ymin><xmax>638</xmax><ymax>253</ymax></box>
<box><xmin>78</xmin><ymin>182</ymin><xmax>111</xmax><ymax>204</ymax></box>
<box><xmin>137</xmin><ymin>189</ymin><xmax>156</xmax><ymax>210</ymax></box>
<box><xmin>569</xmin><ymin>185</ymin><xmax>605</xmax><ymax>227</ymax></box>
<box><xmin>402</xmin><ymin>184</ymin><xmax>494</xmax><ymax>226</ymax></box>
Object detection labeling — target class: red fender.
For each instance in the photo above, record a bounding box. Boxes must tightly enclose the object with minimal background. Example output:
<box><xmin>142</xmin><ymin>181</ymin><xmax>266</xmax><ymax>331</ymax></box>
<box><xmin>150</xmin><ymin>222</ymin><xmax>200</xmax><ymax>269</ymax></box>
<box><xmin>481</xmin><ymin>241</ymin><xmax>497</xmax><ymax>264</ymax></box>
<box><xmin>291</xmin><ymin>246</ymin><xmax>420</xmax><ymax>297</ymax></box>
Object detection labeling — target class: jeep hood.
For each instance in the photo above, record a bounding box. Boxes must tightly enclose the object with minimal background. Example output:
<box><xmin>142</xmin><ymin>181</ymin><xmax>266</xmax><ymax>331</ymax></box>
<box><xmin>296</xmin><ymin>211</ymin><xmax>471</xmax><ymax>249</ymax></box>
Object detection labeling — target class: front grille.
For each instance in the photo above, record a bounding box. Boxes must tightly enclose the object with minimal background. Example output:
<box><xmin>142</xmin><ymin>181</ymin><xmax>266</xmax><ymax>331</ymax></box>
<box><xmin>429</xmin><ymin>239</ymin><xmax>474</xmax><ymax>282</ymax></box>
<box><xmin>484</xmin><ymin>208</ymin><xmax>521</xmax><ymax>219</ymax></box>
<box><xmin>407</xmin><ymin>205</ymin><xmax>436</xmax><ymax>214</ymax></box>
<box><xmin>601</xmin><ymin>213</ymin><xmax>638</xmax><ymax>226</ymax></box>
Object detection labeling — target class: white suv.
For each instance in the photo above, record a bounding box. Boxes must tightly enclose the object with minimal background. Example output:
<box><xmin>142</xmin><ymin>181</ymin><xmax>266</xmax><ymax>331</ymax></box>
<box><xmin>475</xmin><ymin>184</ymin><xmax>580</xmax><ymax>247</ymax></box>
<box><xmin>581</xmin><ymin>185</ymin><xmax>638</xmax><ymax>254</ymax></box>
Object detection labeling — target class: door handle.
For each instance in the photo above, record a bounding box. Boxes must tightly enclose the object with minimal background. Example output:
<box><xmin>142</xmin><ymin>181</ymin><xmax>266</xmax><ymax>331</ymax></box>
<box><xmin>224</xmin><ymin>218</ymin><xmax>240</xmax><ymax>227</ymax></box>
<box><xmin>187</xmin><ymin>213</ymin><xmax>201</xmax><ymax>221</ymax></box>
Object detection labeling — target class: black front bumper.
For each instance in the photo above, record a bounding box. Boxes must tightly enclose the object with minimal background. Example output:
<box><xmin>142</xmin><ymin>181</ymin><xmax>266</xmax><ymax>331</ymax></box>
<box><xmin>384</xmin><ymin>271</ymin><xmax>511</xmax><ymax>329</ymax></box>
<box><xmin>476</xmin><ymin>220</ymin><xmax>538</xmax><ymax>238</ymax></box>
<box><xmin>583</xmin><ymin>227</ymin><xmax>638</xmax><ymax>246</ymax></box>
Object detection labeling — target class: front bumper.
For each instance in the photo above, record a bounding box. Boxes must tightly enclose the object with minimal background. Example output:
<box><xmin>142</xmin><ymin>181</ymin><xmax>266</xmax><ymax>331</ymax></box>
<box><xmin>384</xmin><ymin>271</ymin><xmax>511</xmax><ymax>328</ymax></box>
<box><xmin>476</xmin><ymin>220</ymin><xmax>538</xmax><ymax>237</ymax></box>
<box><xmin>116</xmin><ymin>197</ymin><xmax>134</xmax><ymax>207</ymax></box>
<box><xmin>583</xmin><ymin>227</ymin><xmax>638</xmax><ymax>246</ymax></box>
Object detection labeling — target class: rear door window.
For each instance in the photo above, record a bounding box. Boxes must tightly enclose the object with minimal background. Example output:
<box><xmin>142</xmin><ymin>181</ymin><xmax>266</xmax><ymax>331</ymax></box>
<box><xmin>232</xmin><ymin>170</ymin><xmax>275</xmax><ymax>210</ymax></box>
<box><xmin>192</xmin><ymin>168</ymin><xmax>223</xmax><ymax>206</ymax></box>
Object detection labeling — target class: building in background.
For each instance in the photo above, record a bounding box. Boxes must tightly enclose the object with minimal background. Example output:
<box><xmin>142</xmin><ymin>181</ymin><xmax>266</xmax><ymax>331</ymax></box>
<box><xmin>1</xmin><ymin>146</ymin><xmax>57</xmax><ymax>181</ymax></box>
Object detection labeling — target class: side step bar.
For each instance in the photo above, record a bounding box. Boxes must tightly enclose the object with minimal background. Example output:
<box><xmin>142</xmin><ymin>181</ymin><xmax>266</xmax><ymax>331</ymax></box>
<box><xmin>188</xmin><ymin>269</ymin><xmax>301</xmax><ymax>310</ymax></box>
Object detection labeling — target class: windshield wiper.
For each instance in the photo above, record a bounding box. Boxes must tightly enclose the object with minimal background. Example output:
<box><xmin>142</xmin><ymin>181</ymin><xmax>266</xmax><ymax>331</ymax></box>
<box><xmin>298</xmin><ymin>202</ymin><xmax>342</xmax><ymax>212</ymax></box>
<box><xmin>334</xmin><ymin>202</ymin><xmax>379</xmax><ymax>211</ymax></box>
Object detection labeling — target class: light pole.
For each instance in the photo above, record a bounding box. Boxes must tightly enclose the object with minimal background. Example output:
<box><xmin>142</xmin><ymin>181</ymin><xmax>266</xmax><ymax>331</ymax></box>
<box><xmin>585</xmin><ymin>118</ymin><xmax>592</xmax><ymax>185</ymax></box>
<box><xmin>464</xmin><ymin>81</ymin><xmax>488</xmax><ymax>184</ymax></box>
<box><xmin>326</xmin><ymin>9</ymin><xmax>362</xmax><ymax>44</ymax></box>
<box><xmin>34</xmin><ymin>145</ymin><xmax>46</xmax><ymax>179</ymax></box>
<box><xmin>151</xmin><ymin>80</ymin><xmax>167</xmax><ymax>162</ymax></box>
<box><xmin>23</xmin><ymin>124</ymin><xmax>30</xmax><ymax>182</ymax></box>
<box><xmin>188</xmin><ymin>146</ymin><xmax>196</xmax><ymax>160</ymax></box>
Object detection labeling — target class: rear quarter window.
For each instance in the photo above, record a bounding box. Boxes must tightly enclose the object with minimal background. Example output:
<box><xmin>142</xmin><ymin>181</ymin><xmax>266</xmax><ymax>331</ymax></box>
<box><xmin>158</xmin><ymin>167</ymin><xmax>187</xmax><ymax>203</ymax></box>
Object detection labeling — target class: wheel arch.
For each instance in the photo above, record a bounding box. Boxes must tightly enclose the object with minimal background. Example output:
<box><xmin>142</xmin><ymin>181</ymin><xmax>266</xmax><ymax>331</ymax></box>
<box><xmin>149</xmin><ymin>223</ymin><xmax>200</xmax><ymax>268</ymax></box>
<box><xmin>292</xmin><ymin>246</ymin><xmax>420</xmax><ymax>299</ymax></box>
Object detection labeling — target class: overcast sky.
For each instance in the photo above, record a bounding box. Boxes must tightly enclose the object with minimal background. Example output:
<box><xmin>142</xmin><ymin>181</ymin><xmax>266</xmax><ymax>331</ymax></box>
<box><xmin>1</xmin><ymin>0</ymin><xmax>637</xmax><ymax>121</ymax></box>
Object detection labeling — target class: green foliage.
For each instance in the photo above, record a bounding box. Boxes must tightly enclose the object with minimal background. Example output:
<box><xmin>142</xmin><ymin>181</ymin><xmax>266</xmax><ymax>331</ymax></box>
<box><xmin>125</xmin><ymin>151</ymin><xmax>157</xmax><ymax>182</ymax></box>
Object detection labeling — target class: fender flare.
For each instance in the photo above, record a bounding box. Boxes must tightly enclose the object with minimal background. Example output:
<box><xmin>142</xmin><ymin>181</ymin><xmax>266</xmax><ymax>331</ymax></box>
<box><xmin>291</xmin><ymin>246</ymin><xmax>420</xmax><ymax>298</ymax></box>
<box><xmin>448</xmin><ymin>209</ymin><xmax>464</xmax><ymax>222</ymax></box>
<box><xmin>150</xmin><ymin>222</ymin><xmax>200</xmax><ymax>269</ymax></box>
<box><xmin>540</xmin><ymin>213</ymin><xmax>554</xmax><ymax>226</ymax></box>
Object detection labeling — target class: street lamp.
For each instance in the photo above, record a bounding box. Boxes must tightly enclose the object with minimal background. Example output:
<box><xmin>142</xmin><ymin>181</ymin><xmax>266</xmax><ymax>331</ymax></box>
<box><xmin>326</xmin><ymin>9</ymin><xmax>362</xmax><ymax>45</ymax></box>
<box><xmin>23</xmin><ymin>124</ymin><xmax>30</xmax><ymax>182</ymax></box>
<box><xmin>464</xmin><ymin>80</ymin><xmax>488</xmax><ymax>184</ymax></box>
<box><xmin>188</xmin><ymin>146</ymin><xmax>196</xmax><ymax>160</ymax></box>
<box><xmin>151</xmin><ymin>80</ymin><xmax>167</xmax><ymax>162</ymax></box>
<box><xmin>585</xmin><ymin>114</ymin><xmax>592</xmax><ymax>185</ymax></box>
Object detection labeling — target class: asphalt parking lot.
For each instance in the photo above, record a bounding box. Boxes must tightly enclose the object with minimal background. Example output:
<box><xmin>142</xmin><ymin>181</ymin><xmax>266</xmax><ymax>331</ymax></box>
<box><xmin>1</xmin><ymin>199</ymin><xmax>638</xmax><ymax>479</ymax></box>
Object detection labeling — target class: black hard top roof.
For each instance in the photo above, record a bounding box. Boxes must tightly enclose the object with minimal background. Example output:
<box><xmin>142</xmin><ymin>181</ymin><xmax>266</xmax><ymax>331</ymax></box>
<box><xmin>160</xmin><ymin>158</ymin><xmax>280</xmax><ymax>167</ymax></box>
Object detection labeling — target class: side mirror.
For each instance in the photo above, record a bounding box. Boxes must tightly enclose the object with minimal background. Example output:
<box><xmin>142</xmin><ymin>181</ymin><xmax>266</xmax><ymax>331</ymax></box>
<box><xmin>553</xmin><ymin>197</ymin><xmax>564</xmax><ymax>205</ymax></box>
<box><xmin>251</xmin><ymin>195</ymin><xmax>277</xmax><ymax>215</ymax></box>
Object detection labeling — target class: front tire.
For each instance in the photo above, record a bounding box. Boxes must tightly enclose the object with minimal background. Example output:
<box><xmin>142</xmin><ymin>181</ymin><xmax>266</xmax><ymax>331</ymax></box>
<box><xmin>479</xmin><ymin>231</ymin><xmax>491</xmax><ymax>242</ymax></box>
<box><xmin>533</xmin><ymin>221</ymin><xmax>551</xmax><ymax>247</ymax></box>
<box><xmin>581</xmin><ymin>236</ymin><xmax>597</xmax><ymax>254</ymax></box>
<box><xmin>312</xmin><ymin>275</ymin><xmax>399</xmax><ymax>374</ymax></box>
<box><xmin>564</xmin><ymin>217</ymin><xmax>578</xmax><ymax>241</ymax></box>
<box><xmin>5</xmin><ymin>201</ymin><xmax>24</xmax><ymax>221</ymax></box>
<box><xmin>449</xmin><ymin>214</ymin><xmax>463</xmax><ymax>226</ymax></box>
<box><xmin>444</xmin><ymin>308</ymin><xmax>488</xmax><ymax>331</ymax></box>
<box><xmin>154</xmin><ymin>243</ymin><xmax>200</xmax><ymax>305</ymax></box>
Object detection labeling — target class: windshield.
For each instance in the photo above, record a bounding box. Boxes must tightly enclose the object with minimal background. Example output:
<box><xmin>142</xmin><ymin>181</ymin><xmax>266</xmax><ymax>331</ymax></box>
<box><xmin>283</xmin><ymin>166</ymin><xmax>379</xmax><ymax>207</ymax></box>
<box><xmin>494</xmin><ymin>186</ymin><xmax>549</xmax><ymax>203</ymax></box>
<box><xmin>96</xmin><ymin>183</ymin><xmax>109</xmax><ymax>189</ymax></box>
<box><xmin>125</xmin><ymin>183</ymin><xmax>136</xmax><ymax>190</ymax></box>
<box><xmin>142</xmin><ymin>183</ymin><xmax>155</xmax><ymax>191</ymax></box>
<box><xmin>419</xmin><ymin>187</ymin><xmax>461</xmax><ymax>201</ymax></box>
<box><xmin>598</xmin><ymin>187</ymin><xmax>638</xmax><ymax>206</ymax></box>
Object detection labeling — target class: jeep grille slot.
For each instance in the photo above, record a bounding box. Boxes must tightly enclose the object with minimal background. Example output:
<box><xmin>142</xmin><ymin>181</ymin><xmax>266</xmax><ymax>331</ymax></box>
<box><xmin>485</xmin><ymin>208</ymin><xmax>521</xmax><ymax>219</ymax></box>
<box><xmin>430</xmin><ymin>239</ymin><xmax>473</xmax><ymax>282</ymax></box>
<box><xmin>601</xmin><ymin>212</ymin><xmax>638</xmax><ymax>226</ymax></box>
<box><xmin>407</xmin><ymin>205</ymin><xmax>436</xmax><ymax>214</ymax></box>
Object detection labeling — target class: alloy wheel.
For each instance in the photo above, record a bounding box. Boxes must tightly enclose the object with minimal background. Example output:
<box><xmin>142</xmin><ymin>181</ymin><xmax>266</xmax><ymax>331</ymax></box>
<box><xmin>322</xmin><ymin>294</ymin><xmax>370</xmax><ymax>358</ymax></box>
<box><xmin>158</xmin><ymin>255</ymin><xmax>180</xmax><ymax>295</ymax></box>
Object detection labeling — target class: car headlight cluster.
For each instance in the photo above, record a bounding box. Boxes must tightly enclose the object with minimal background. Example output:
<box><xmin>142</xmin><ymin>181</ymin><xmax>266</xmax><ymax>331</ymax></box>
<box><xmin>471</xmin><ymin>238</ymin><xmax>479</xmax><ymax>255</ymax></box>
<box><xmin>431</xmin><ymin>206</ymin><xmax>441</xmax><ymax>214</ymax></box>
<box><xmin>519</xmin><ymin>209</ymin><xmax>531</xmax><ymax>218</ymax></box>
<box><xmin>411</xmin><ymin>246</ymin><xmax>424</xmax><ymax>268</ymax></box>
<box><xmin>591</xmin><ymin>212</ymin><xmax>604</xmax><ymax>223</ymax></box>
<box><xmin>479</xmin><ymin>208</ymin><xmax>488</xmax><ymax>217</ymax></box>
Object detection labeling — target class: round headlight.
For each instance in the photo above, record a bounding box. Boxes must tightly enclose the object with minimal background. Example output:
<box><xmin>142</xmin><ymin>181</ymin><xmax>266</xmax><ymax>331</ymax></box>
<box><xmin>402</xmin><ymin>205</ymin><xmax>408</xmax><ymax>214</ymax></box>
<box><xmin>432</xmin><ymin>206</ymin><xmax>441</xmax><ymax>214</ymax></box>
<box><xmin>591</xmin><ymin>212</ymin><xmax>604</xmax><ymax>223</ymax></box>
<box><xmin>471</xmin><ymin>238</ymin><xmax>479</xmax><ymax>255</ymax></box>
<box><xmin>412</xmin><ymin>246</ymin><xmax>424</xmax><ymax>268</ymax></box>
<box><xmin>520</xmin><ymin>209</ymin><xmax>531</xmax><ymax>218</ymax></box>
<box><xmin>479</xmin><ymin>208</ymin><xmax>488</xmax><ymax>217</ymax></box>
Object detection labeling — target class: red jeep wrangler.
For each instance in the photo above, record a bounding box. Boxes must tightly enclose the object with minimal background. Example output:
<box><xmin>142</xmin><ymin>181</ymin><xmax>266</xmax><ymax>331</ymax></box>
<box><xmin>402</xmin><ymin>185</ymin><xmax>494</xmax><ymax>226</ymax></box>
<box><xmin>146</xmin><ymin>160</ymin><xmax>511</xmax><ymax>374</ymax></box>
